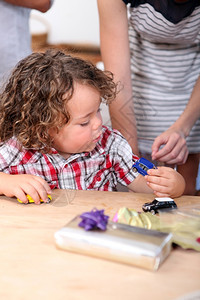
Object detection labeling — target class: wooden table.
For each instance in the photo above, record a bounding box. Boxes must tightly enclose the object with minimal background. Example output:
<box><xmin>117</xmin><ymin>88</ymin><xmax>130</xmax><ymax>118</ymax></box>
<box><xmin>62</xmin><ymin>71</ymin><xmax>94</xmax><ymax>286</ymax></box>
<box><xmin>0</xmin><ymin>190</ymin><xmax>199</xmax><ymax>300</ymax></box>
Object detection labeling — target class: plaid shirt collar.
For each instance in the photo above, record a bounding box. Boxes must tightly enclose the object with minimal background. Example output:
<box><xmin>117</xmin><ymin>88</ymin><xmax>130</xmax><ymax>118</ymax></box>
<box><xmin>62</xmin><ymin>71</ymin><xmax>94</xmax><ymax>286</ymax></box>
<box><xmin>47</xmin><ymin>139</ymin><xmax>105</xmax><ymax>164</ymax></box>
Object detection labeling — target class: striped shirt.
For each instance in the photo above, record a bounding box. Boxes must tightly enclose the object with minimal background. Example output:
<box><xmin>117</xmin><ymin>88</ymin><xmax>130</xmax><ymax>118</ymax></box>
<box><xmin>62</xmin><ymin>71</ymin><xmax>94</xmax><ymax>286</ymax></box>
<box><xmin>123</xmin><ymin>0</ymin><xmax>200</xmax><ymax>153</ymax></box>
<box><xmin>0</xmin><ymin>126</ymin><xmax>139</xmax><ymax>191</ymax></box>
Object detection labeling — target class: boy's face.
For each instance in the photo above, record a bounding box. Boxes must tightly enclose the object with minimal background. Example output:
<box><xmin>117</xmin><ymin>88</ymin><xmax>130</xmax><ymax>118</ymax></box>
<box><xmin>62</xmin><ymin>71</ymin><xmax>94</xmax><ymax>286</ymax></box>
<box><xmin>50</xmin><ymin>83</ymin><xmax>103</xmax><ymax>159</ymax></box>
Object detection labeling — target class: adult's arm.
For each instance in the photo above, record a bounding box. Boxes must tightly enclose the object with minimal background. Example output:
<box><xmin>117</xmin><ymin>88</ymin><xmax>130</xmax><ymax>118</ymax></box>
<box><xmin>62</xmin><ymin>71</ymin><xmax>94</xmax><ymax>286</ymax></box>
<box><xmin>97</xmin><ymin>0</ymin><xmax>139</xmax><ymax>156</ymax></box>
<box><xmin>3</xmin><ymin>0</ymin><xmax>51</xmax><ymax>13</ymax></box>
<box><xmin>152</xmin><ymin>75</ymin><xmax>200</xmax><ymax>164</ymax></box>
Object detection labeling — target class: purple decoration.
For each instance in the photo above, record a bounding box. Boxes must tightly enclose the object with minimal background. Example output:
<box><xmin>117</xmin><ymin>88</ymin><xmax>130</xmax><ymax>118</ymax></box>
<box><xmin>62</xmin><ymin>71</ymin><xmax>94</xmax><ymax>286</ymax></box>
<box><xmin>78</xmin><ymin>208</ymin><xmax>109</xmax><ymax>231</ymax></box>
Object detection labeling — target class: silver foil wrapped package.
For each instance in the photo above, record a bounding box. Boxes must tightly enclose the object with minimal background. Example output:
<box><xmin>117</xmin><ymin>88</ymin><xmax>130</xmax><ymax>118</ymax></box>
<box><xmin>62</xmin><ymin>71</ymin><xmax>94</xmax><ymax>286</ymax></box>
<box><xmin>54</xmin><ymin>216</ymin><xmax>172</xmax><ymax>271</ymax></box>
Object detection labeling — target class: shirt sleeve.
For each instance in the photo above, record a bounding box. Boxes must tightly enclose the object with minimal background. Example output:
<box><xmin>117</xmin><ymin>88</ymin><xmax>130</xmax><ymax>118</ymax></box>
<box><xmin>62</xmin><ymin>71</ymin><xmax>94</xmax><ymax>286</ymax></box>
<box><xmin>108</xmin><ymin>129</ymin><xmax>140</xmax><ymax>186</ymax></box>
<box><xmin>122</xmin><ymin>0</ymin><xmax>135</xmax><ymax>6</ymax></box>
<box><xmin>50</xmin><ymin>0</ymin><xmax>55</xmax><ymax>8</ymax></box>
<box><xmin>0</xmin><ymin>138</ymin><xmax>23</xmax><ymax>173</ymax></box>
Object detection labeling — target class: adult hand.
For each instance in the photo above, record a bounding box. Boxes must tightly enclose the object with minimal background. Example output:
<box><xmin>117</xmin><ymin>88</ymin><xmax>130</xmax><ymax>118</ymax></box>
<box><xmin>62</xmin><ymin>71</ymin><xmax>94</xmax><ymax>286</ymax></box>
<box><xmin>151</xmin><ymin>128</ymin><xmax>189</xmax><ymax>165</ymax></box>
<box><xmin>3</xmin><ymin>0</ymin><xmax>51</xmax><ymax>13</ymax></box>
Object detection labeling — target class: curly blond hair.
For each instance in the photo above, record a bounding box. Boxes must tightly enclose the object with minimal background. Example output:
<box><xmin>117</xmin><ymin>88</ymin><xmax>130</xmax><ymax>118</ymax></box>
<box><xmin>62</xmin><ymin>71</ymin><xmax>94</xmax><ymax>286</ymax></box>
<box><xmin>0</xmin><ymin>49</ymin><xmax>118</xmax><ymax>152</ymax></box>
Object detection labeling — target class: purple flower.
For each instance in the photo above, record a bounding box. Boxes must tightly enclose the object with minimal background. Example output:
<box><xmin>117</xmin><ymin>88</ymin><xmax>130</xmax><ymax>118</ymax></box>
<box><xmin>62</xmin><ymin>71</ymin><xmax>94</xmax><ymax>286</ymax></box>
<box><xmin>78</xmin><ymin>208</ymin><xmax>109</xmax><ymax>231</ymax></box>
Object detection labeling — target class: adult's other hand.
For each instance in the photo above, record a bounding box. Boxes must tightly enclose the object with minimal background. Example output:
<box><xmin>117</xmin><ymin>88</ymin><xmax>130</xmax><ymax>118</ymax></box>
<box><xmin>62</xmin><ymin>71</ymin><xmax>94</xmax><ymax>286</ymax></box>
<box><xmin>151</xmin><ymin>129</ymin><xmax>189</xmax><ymax>165</ymax></box>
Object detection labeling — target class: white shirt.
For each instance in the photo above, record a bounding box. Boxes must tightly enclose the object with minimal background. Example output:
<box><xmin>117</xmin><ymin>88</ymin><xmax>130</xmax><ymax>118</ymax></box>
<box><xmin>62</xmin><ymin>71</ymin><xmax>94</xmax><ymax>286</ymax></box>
<box><xmin>0</xmin><ymin>0</ymin><xmax>54</xmax><ymax>87</ymax></box>
<box><xmin>0</xmin><ymin>2</ymin><xmax>31</xmax><ymax>85</ymax></box>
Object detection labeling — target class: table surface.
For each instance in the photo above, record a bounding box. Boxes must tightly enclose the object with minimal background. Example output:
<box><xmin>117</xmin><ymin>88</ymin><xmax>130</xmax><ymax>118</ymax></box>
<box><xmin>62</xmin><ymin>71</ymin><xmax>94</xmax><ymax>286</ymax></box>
<box><xmin>0</xmin><ymin>190</ymin><xmax>200</xmax><ymax>300</ymax></box>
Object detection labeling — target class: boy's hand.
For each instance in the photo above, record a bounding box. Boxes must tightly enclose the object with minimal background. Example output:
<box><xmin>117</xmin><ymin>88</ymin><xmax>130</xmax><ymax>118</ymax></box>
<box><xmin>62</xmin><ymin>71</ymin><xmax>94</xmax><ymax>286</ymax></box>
<box><xmin>145</xmin><ymin>166</ymin><xmax>185</xmax><ymax>198</ymax></box>
<box><xmin>0</xmin><ymin>173</ymin><xmax>52</xmax><ymax>204</ymax></box>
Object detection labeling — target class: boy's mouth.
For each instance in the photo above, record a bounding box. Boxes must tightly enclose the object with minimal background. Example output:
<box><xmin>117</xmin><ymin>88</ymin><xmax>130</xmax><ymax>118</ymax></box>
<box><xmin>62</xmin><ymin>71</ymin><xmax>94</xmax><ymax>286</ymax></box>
<box><xmin>93</xmin><ymin>132</ymin><xmax>102</xmax><ymax>143</ymax></box>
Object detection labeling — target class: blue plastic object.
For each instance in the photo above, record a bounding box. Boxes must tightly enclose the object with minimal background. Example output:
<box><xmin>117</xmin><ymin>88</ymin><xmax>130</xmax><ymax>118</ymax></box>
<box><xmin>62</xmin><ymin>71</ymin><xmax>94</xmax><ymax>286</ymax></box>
<box><xmin>132</xmin><ymin>157</ymin><xmax>156</xmax><ymax>176</ymax></box>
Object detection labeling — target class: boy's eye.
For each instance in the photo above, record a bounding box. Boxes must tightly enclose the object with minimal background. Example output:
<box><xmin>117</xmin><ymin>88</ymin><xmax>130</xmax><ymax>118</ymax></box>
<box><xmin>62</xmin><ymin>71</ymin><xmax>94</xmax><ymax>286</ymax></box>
<box><xmin>80</xmin><ymin>121</ymin><xmax>89</xmax><ymax>127</ymax></box>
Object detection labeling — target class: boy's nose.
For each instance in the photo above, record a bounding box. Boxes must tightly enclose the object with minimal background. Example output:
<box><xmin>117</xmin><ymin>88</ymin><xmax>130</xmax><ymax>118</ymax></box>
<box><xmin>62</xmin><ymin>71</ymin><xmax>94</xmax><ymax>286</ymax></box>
<box><xmin>93</xmin><ymin>113</ymin><xmax>102</xmax><ymax>130</ymax></box>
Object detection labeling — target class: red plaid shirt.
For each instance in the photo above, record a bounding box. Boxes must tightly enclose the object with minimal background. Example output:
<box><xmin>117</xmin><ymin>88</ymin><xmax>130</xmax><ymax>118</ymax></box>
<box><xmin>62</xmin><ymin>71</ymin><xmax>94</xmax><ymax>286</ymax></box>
<box><xmin>0</xmin><ymin>126</ymin><xmax>139</xmax><ymax>191</ymax></box>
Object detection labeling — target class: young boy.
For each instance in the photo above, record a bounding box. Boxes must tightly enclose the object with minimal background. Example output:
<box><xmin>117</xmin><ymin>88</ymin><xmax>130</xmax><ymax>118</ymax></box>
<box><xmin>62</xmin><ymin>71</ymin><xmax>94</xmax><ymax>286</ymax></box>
<box><xmin>0</xmin><ymin>50</ymin><xmax>185</xmax><ymax>204</ymax></box>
